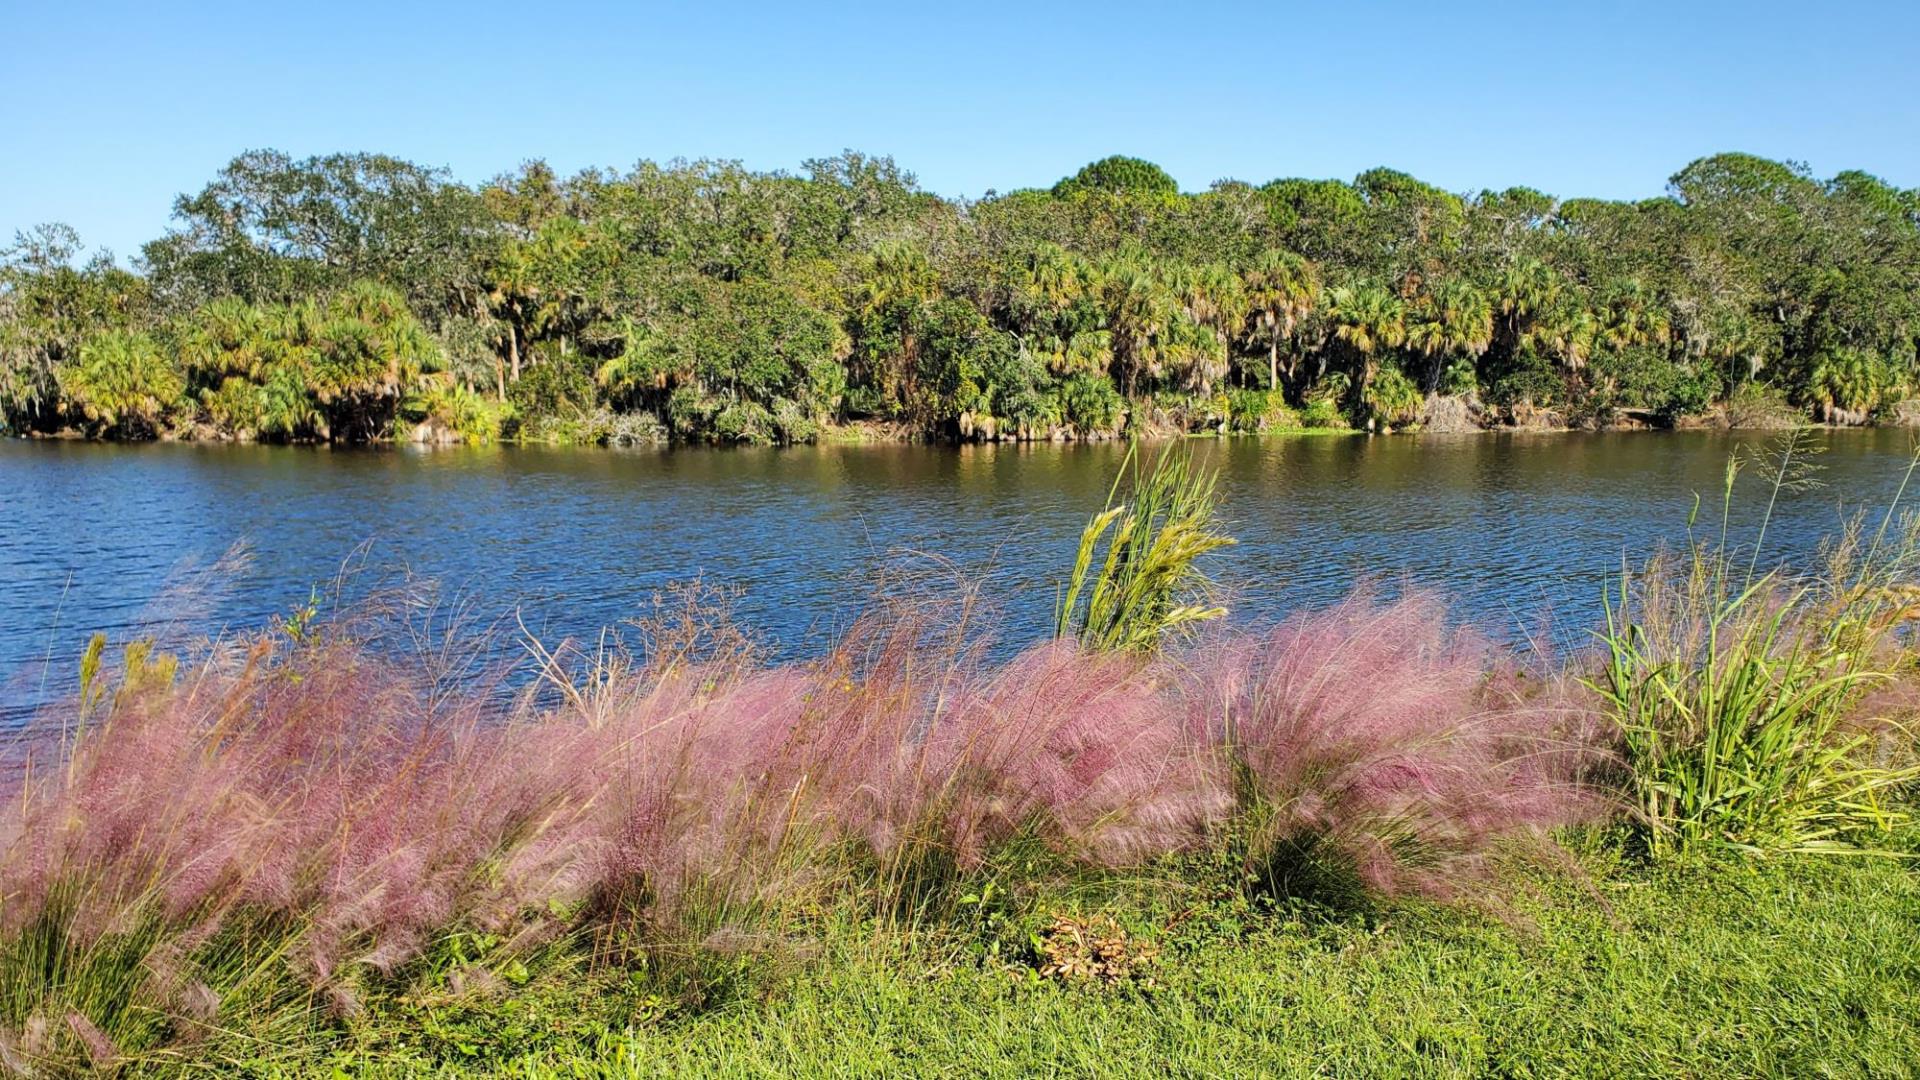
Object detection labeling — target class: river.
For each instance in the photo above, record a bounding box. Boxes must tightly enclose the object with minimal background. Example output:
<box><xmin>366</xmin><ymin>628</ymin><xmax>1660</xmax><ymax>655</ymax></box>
<box><xmin>3</xmin><ymin>430</ymin><xmax>1915</xmax><ymax>724</ymax></box>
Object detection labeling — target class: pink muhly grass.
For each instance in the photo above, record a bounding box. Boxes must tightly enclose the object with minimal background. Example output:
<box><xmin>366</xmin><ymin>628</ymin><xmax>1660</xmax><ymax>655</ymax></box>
<box><xmin>897</xmin><ymin>640</ymin><xmax>1227</xmax><ymax>870</ymax></box>
<box><xmin>1179</xmin><ymin>590</ymin><xmax>1612</xmax><ymax>897</ymax></box>
<box><xmin>64</xmin><ymin>1009</ymin><xmax>117</xmax><ymax>1068</ymax></box>
<box><xmin>0</xmin><ymin>582</ymin><xmax>1623</xmax><ymax>1067</ymax></box>
<box><xmin>0</xmin><ymin>590</ymin><xmax>1614</xmax><ymax>939</ymax></box>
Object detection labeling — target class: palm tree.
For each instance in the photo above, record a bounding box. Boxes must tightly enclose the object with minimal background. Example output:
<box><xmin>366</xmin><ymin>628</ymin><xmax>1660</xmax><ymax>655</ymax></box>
<box><xmin>858</xmin><ymin>239</ymin><xmax>937</xmax><ymax>317</ymax></box>
<box><xmin>1241</xmin><ymin>250</ymin><xmax>1319</xmax><ymax>390</ymax></box>
<box><xmin>179</xmin><ymin>297</ymin><xmax>289</xmax><ymax>440</ymax></box>
<box><xmin>1056</xmin><ymin>329</ymin><xmax>1114</xmax><ymax>377</ymax></box>
<box><xmin>1807</xmin><ymin>347</ymin><xmax>1893</xmax><ymax>424</ymax></box>
<box><xmin>1361</xmin><ymin>364</ymin><xmax>1424</xmax><ymax>428</ymax></box>
<box><xmin>855</xmin><ymin>238</ymin><xmax>938</xmax><ymax>411</ymax></box>
<box><xmin>1406</xmin><ymin>278</ymin><xmax>1493</xmax><ymax>390</ymax></box>
<box><xmin>1534</xmin><ymin>302</ymin><xmax>1601</xmax><ymax>374</ymax></box>
<box><xmin>1599</xmin><ymin>279</ymin><xmax>1673</xmax><ymax>352</ymax></box>
<box><xmin>1166</xmin><ymin>263</ymin><xmax>1245</xmax><ymax>396</ymax></box>
<box><xmin>1328</xmin><ymin>282</ymin><xmax>1407</xmax><ymax>393</ymax></box>
<box><xmin>1100</xmin><ymin>257</ymin><xmax>1176</xmax><ymax>396</ymax></box>
<box><xmin>309</xmin><ymin>281</ymin><xmax>440</xmax><ymax>440</ymax></box>
<box><xmin>1174</xmin><ymin>264</ymin><xmax>1247</xmax><ymax>335</ymax></box>
<box><xmin>1495</xmin><ymin>258</ymin><xmax>1561</xmax><ymax>354</ymax></box>
<box><xmin>256</xmin><ymin>365</ymin><xmax>324</xmax><ymax>440</ymax></box>
<box><xmin>1164</xmin><ymin>314</ymin><xmax>1230</xmax><ymax>395</ymax></box>
<box><xmin>1014</xmin><ymin>244</ymin><xmax>1086</xmax><ymax>332</ymax></box>
<box><xmin>178</xmin><ymin>297</ymin><xmax>269</xmax><ymax>382</ymax></box>
<box><xmin>595</xmin><ymin>315</ymin><xmax>673</xmax><ymax>405</ymax></box>
<box><xmin>56</xmin><ymin>329</ymin><xmax>184</xmax><ymax>437</ymax></box>
<box><xmin>485</xmin><ymin>241</ymin><xmax>539</xmax><ymax>384</ymax></box>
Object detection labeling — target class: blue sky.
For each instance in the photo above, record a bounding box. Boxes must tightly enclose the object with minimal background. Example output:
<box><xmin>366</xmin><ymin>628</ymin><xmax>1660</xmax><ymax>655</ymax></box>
<box><xmin>6</xmin><ymin>0</ymin><xmax>1918</xmax><ymax>263</ymax></box>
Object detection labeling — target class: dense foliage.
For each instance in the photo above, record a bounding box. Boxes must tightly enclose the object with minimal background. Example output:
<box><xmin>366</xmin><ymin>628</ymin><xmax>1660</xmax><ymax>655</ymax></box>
<box><xmin>5</xmin><ymin>150</ymin><xmax>1919</xmax><ymax>443</ymax></box>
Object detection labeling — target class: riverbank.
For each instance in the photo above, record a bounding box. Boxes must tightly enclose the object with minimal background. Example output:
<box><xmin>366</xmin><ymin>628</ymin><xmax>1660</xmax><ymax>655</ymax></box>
<box><xmin>272</xmin><ymin>848</ymin><xmax>1920</xmax><ymax>1077</ymax></box>
<box><xmin>4</xmin><ymin>439</ymin><xmax>1918</xmax><ymax>1074</ymax></box>
<box><xmin>3</xmin><ymin>549</ymin><xmax>1916</xmax><ymax>1073</ymax></box>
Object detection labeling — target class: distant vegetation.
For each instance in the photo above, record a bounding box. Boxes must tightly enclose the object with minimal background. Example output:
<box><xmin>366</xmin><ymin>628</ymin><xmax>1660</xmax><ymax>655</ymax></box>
<box><xmin>4</xmin><ymin>150</ymin><xmax>1919</xmax><ymax>444</ymax></box>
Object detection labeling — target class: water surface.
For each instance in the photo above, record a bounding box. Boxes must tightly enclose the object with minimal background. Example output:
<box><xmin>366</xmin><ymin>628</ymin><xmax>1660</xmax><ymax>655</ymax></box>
<box><xmin>3</xmin><ymin>431</ymin><xmax>1914</xmax><ymax>723</ymax></box>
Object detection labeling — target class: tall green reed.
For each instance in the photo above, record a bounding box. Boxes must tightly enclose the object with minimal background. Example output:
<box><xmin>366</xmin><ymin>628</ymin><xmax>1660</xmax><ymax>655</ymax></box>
<box><xmin>1591</xmin><ymin>434</ymin><xmax>1920</xmax><ymax>855</ymax></box>
<box><xmin>1054</xmin><ymin>440</ymin><xmax>1236</xmax><ymax>653</ymax></box>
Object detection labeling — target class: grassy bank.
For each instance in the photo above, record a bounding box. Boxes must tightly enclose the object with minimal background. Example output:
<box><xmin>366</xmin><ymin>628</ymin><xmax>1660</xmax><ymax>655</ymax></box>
<box><xmin>14</xmin><ymin>833</ymin><xmax>1912</xmax><ymax>1076</ymax></box>
<box><xmin>306</xmin><ymin>846</ymin><xmax>1920</xmax><ymax>1077</ymax></box>
<box><xmin>2</xmin><ymin>445</ymin><xmax>1918</xmax><ymax>1075</ymax></box>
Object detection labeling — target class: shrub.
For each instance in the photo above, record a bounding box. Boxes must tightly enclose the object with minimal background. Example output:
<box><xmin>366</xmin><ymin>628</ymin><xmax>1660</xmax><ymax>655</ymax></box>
<box><xmin>1725</xmin><ymin>382</ymin><xmax>1804</xmax><ymax>429</ymax></box>
<box><xmin>401</xmin><ymin>380</ymin><xmax>511</xmax><ymax>444</ymax></box>
<box><xmin>56</xmin><ymin>330</ymin><xmax>185</xmax><ymax>438</ymax></box>
<box><xmin>1804</xmin><ymin>346</ymin><xmax>1902</xmax><ymax>425</ymax></box>
<box><xmin>1296</xmin><ymin>396</ymin><xmax>1346</xmax><ymax>429</ymax></box>
<box><xmin>712</xmin><ymin>399</ymin><xmax>775</xmax><ymax>444</ymax></box>
<box><xmin>507</xmin><ymin>358</ymin><xmax>597</xmax><ymax>427</ymax></box>
<box><xmin>1361</xmin><ymin>367</ymin><xmax>1422</xmax><ymax>429</ymax></box>
<box><xmin>1593</xmin><ymin>553</ymin><xmax>1919</xmax><ymax>854</ymax></box>
<box><xmin>1658</xmin><ymin>363</ymin><xmax>1722</xmax><ymax>420</ymax></box>
<box><xmin>1484</xmin><ymin>348</ymin><xmax>1565</xmax><ymax>409</ymax></box>
<box><xmin>1218</xmin><ymin>389</ymin><xmax>1297</xmax><ymax>434</ymax></box>
<box><xmin>1055</xmin><ymin>373</ymin><xmax>1125</xmax><ymax>436</ymax></box>
<box><xmin>1298</xmin><ymin>376</ymin><xmax>1351</xmax><ymax>429</ymax></box>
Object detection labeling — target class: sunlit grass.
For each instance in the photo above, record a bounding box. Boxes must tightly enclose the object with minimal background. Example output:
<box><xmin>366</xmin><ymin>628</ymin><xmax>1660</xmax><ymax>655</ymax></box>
<box><xmin>1054</xmin><ymin>439</ymin><xmax>1236</xmax><ymax>652</ymax></box>
<box><xmin>1591</xmin><ymin>436</ymin><xmax>1920</xmax><ymax>854</ymax></box>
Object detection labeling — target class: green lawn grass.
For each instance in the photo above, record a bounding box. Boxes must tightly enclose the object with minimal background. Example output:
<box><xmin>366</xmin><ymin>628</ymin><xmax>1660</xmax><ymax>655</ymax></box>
<box><xmin>240</xmin><ymin>840</ymin><xmax>1919</xmax><ymax>1079</ymax></box>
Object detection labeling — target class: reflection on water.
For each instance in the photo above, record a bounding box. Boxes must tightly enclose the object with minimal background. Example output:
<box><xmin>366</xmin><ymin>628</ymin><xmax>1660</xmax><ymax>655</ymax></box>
<box><xmin>2</xmin><ymin>430</ymin><xmax>1915</xmax><ymax>723</ymax></box>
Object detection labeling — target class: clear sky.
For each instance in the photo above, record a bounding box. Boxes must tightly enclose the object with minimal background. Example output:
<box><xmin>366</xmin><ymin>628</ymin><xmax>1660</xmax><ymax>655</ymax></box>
<box><xmin>6</xmin><ymin>0</ymin><xmax>1918</xmax><ymax>263</ymax></box>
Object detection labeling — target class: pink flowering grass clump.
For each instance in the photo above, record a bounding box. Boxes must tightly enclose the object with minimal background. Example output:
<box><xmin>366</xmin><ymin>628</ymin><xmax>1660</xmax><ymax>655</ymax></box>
<box><xmin>1178</xmin><ymin>590</ymin><xmax>1614</xmax><ymax>899</ymax></box>
<box><xmin>0</xmin><ymin>585</ymin><xmax>1617</xmax><ymax>1071</ymax></box>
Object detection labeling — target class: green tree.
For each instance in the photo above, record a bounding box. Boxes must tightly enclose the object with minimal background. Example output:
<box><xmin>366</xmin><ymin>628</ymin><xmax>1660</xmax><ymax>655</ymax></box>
<box><xmin>1406</xmin><ymin>278</ymin><xmax>1493</xmax><ymax>391</ymax></box>
<box><xmin>1240</xmin><ymin>250</ymin><xmax>1320</xmax><ymax>391</ymax></box>
<box><xmin>1053</xmin><ymin>156</ymin><xmax>1180</xmax><ymax>199</ymax></box>
<box><xmin>1099</xmin><ymin>256</ymin><xmax>1178</xmax><ymax>396</ymax></box>
<box><xmin>57</xmin><ymin>329</ymin><xmax>183</xmax><ymax>437</ymax></box>
<box><xmin>1328</xmin><ymin>282</ymin><xmax>1407</xmax><ymax>399</ymax></box>
<box><xmin>850</xmin><ymin>238</ymin><xmax>939</xmax><ymax>417</ymax></box>
<box><xmin>11</xmin><ymin>145</ymin><xmax>1920</xmax><ymax>444</ymax></box>
<box><xmin>1</xmin><ymin>226</ymin><xmax>149</xmax><ymax>433</ymax></box>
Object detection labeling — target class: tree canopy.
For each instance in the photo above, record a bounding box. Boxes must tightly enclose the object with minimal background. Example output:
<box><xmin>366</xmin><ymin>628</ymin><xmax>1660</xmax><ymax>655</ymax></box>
<box><xmin>5</xmin><ymin>149</ymin><xmax>1918</xmax><ymax>444</ymax></box>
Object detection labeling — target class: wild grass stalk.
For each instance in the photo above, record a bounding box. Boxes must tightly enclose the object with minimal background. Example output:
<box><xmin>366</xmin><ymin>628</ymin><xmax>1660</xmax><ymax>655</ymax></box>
<box><xmin>1054</xmin><ymin>440</ymin><xmax>1236</xmax><ymax>653</ymax></box>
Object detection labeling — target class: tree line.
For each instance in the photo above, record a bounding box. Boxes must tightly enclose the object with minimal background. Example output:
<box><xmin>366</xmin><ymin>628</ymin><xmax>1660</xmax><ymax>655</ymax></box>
<box><xmin>3</xmin><ymin>149</ymin><xmax>1917</xmax><ymax>444</ymax></box>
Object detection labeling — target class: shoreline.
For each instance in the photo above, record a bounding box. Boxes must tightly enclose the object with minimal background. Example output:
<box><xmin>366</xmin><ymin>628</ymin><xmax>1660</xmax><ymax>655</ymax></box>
<box><xmin>3</xmin><ymin>415</ymin><xmax>1897</xmax><ymax>449</ymax></box>
<box><xmin>444</xmin><ymin>410</ymin><xmax>1911</xmax><ymax>446</ymax></box>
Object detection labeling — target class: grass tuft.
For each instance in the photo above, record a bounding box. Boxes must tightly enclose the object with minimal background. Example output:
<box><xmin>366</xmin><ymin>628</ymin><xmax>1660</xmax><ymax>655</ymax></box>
<box><xmin>1055</xmin><ymin>439</ymin><xmax>1236</xmax><ymax>653</ymax></box>
<box><xmin>1590</xmin><ymin>438</ymin><xmax>1920</xmax><ymax>855</ymax></box>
